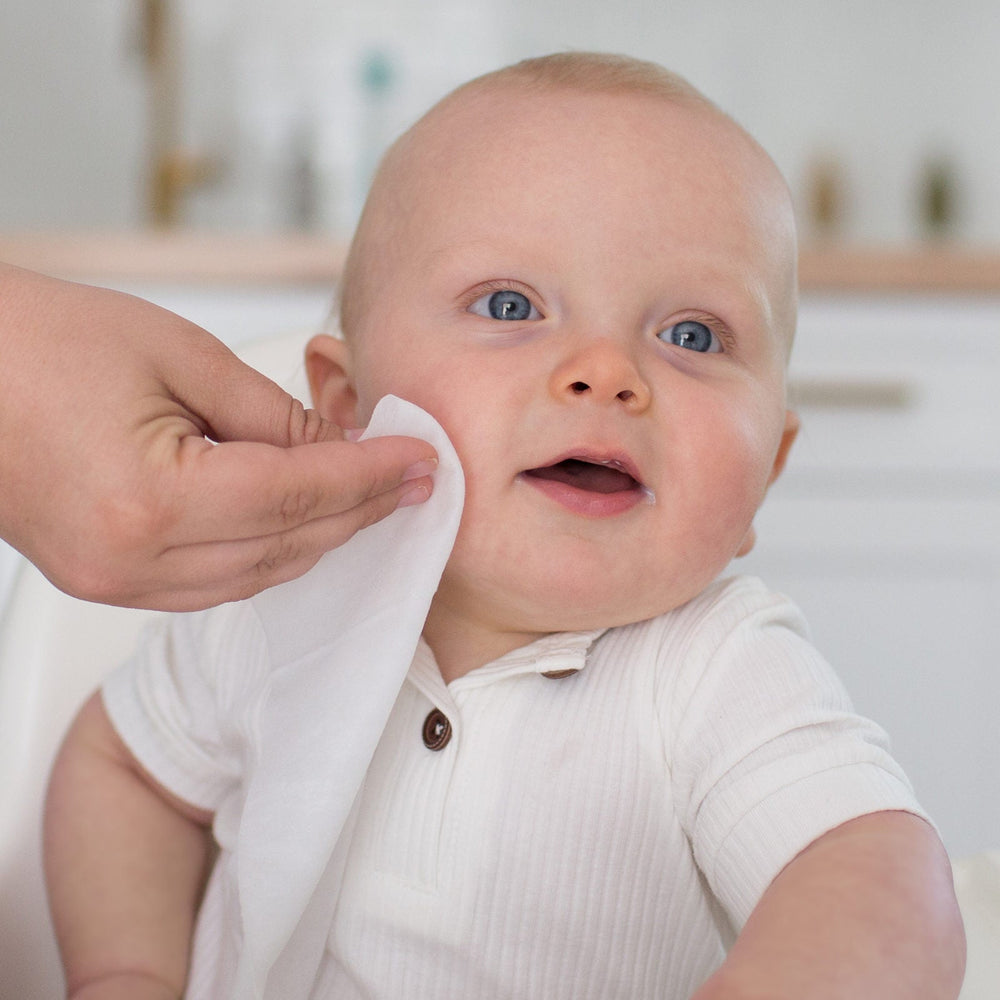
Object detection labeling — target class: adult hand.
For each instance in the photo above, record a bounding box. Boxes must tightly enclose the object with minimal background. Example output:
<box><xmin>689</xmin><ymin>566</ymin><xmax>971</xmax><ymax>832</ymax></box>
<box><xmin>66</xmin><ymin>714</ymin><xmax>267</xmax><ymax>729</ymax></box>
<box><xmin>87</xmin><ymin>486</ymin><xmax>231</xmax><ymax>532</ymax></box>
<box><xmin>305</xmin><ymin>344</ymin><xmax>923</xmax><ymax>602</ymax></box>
<box><xmin>0</xmin><ymin>264</ymin><xmax>437</xmax><ymax>610</ymax></box>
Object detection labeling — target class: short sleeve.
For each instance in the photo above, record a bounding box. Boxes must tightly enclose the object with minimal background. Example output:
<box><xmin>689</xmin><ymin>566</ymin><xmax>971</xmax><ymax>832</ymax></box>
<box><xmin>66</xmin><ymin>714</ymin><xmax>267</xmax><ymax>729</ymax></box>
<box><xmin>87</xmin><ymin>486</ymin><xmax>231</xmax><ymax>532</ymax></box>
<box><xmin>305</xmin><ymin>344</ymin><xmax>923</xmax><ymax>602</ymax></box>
<box><xmin>102</xmin><ymin>602</ymin><xmax>269</xmax><ymax>813</ymax></box>
<box><xmin>661</xmin><ymin>576</ymin><xmax>928</xmax><ymax>929</ymax></box>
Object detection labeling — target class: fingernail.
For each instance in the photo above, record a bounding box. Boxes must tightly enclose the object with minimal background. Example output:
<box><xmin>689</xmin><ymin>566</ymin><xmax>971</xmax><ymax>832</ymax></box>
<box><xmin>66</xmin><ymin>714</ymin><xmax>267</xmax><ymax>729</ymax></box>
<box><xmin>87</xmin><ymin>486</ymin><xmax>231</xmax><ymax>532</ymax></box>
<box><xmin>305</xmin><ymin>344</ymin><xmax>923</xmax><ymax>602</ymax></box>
<box><xmin>344</xmin><ymin>427</ymin><xmax>364</xmax><ymax>442</ymax></box>
<box><xmin>397</xmin><ymin>483</ymin><xmax>431</xmax><ymax>508</ymax></box>
<box><xmin>403</xmin><ymin>458</ymin><xmax>438</xmax><ymax>481</ymax></box>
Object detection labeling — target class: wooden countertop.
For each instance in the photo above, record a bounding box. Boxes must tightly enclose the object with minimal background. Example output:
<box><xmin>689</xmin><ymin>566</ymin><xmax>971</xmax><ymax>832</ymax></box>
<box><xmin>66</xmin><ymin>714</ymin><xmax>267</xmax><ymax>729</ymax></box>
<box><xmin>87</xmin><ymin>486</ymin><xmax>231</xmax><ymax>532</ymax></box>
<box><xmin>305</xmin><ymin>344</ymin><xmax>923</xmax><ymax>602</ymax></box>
<box><xmin>2</xmin><ymin>231</ymin><xmax>1000</xmax><ymax>292</ymax></box>
<box><xmin>0</xmin><ymin>231</ymin><xmax>346</xmax><ymax>285</ymax></box>
<box><xmin>798</xmin><ymin>243</ymin><xmax>1000</xmax><ymax>292</ymax></box>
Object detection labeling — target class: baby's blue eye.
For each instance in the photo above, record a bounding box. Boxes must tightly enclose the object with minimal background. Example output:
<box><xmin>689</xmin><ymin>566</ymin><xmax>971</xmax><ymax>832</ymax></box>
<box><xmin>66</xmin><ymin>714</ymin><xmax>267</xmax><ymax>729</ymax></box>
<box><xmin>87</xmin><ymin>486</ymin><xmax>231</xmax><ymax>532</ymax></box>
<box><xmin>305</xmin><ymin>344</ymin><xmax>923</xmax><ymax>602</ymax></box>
<box><xmin>469</xmin><ymin>289</ymin><xmax>539</xmax><ymax>321</ymax></box>
<box><xmin>659</xmin><ymin>320</ymin><xmax>720</xmax><ymax>353</ymax></box>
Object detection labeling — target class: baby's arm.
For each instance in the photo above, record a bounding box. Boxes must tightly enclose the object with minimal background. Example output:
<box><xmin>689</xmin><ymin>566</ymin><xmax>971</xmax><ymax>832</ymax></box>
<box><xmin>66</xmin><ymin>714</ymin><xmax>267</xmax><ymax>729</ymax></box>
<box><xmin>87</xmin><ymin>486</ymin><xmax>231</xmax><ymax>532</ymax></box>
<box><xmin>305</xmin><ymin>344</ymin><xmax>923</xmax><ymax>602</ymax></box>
<box><xmin>693</xmin><ymin>810</ymin><xmax>965</xmax><ymax>999</ymax></box>
<box><xmin>44</xmin><ymin>693</ymin><xmax>214</xmax><ymax>1000</ymax></box>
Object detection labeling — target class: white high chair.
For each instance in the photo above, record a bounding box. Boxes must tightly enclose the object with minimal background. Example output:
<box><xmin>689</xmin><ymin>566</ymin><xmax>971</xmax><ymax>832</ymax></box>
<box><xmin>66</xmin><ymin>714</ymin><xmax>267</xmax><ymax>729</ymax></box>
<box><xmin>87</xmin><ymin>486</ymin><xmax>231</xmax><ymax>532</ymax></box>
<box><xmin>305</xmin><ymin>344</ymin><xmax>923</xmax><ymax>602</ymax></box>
<box><xmin>0</xmin><ymin>561</ymin><xmax>158</xmax><ymax>998</ymax></box>
<box><xmin>0</xmin><ymin>330</ymin><xmax>311</xmax><ymax>998</ymax></box>
<box><xmin>953</xmin><ymin>851</ymin><xmax>1000</xmax><ymax>998</ymax></box>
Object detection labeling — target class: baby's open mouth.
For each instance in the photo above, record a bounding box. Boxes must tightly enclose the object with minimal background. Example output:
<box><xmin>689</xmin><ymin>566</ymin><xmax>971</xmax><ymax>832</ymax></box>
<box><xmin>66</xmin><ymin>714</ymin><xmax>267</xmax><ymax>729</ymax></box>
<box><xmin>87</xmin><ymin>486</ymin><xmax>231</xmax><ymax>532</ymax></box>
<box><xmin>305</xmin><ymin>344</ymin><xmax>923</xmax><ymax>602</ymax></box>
<box><xmin>523</xmin><ymin>458</ymin><xmax>641</xmax><ymax>495</ymax></box>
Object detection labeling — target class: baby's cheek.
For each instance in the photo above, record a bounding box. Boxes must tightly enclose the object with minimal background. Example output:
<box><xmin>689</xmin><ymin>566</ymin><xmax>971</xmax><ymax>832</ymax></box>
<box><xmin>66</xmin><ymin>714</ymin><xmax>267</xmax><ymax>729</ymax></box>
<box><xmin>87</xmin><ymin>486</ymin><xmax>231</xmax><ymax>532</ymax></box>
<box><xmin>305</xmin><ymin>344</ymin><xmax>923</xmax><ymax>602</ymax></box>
<box><xmin>721</xmin><ymin>402</ymin><xmax>785</xmax><ymax>495</ymax></box>
<box><xmin>694</xmin><ymin>435</ymin><xmax>772</xmax><ymax>551</ymax></box>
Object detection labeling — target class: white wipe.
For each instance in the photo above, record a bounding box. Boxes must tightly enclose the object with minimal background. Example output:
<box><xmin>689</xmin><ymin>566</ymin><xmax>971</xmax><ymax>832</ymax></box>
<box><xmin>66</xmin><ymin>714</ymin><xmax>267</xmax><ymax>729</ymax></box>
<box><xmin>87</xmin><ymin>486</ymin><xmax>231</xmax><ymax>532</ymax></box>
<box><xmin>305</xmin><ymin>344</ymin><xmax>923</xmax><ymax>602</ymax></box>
<box><xmin>239</xmin><ymin>395</ymin><xmax>465</xmax><ymax>999</ymax></box>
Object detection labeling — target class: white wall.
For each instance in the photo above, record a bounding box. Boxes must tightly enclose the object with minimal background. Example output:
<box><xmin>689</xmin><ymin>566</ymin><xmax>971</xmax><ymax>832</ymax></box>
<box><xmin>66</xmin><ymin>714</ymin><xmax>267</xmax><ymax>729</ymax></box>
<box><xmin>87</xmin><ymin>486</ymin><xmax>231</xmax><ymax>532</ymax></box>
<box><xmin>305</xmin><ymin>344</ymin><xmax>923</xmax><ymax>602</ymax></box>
<box><xmin>0</xmin><ymin>0</ymin><xmax>146</xmax><ymax>228</ymax></box>
<box><xmin>508</xmin><ymin>0</ymin><xmax>1000</xmax><ymax>245</ymax></box>
<box><xmin>2</xmin><ymin>0</ymin><xmax>1000</xmax><ymax>242</ymax></box>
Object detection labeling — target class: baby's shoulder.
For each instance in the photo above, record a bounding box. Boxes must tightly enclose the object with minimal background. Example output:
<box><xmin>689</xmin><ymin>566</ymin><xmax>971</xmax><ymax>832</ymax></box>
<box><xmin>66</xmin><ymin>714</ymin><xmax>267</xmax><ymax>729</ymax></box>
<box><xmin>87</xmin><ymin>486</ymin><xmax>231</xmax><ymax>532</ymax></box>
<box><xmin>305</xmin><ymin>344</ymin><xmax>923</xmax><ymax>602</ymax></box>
<box><xmin>597</xmin><ymin>575</ymin><xmax>814</xmax><ymax>700</ymax></box>
<box><xmin>604</xmin><ymin>576</ymin><xmax>840</xmax><ymax>745</ymax></box>
<box><xmin>620</xmin><ymin>574</ymin><xmax>807</xmax><ymax>649</ymax></box>
<box><xmin>143</xmin><ymin>598</ymin><xmax>272</xmax><ymax>698</ymax></box>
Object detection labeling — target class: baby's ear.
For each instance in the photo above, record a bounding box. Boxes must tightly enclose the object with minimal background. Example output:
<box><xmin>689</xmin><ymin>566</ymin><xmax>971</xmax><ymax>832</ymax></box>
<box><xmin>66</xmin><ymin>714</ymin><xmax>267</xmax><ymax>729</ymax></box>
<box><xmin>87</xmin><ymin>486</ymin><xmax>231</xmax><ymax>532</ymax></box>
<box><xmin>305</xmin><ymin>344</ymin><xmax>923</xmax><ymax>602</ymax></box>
<box><xmin>305</xmin><ymin>334</ymin><xmax>358</xmax><ymax>428</ymax></box>
<box><xmin>768</xmin><ymin>409</ymin><xmax>800</xmax><ymax>487</ymax></box>
<box><xmin>735</xmin><ymin>410</ymin><xmax>800</xmax><ymax>559</ymax></box>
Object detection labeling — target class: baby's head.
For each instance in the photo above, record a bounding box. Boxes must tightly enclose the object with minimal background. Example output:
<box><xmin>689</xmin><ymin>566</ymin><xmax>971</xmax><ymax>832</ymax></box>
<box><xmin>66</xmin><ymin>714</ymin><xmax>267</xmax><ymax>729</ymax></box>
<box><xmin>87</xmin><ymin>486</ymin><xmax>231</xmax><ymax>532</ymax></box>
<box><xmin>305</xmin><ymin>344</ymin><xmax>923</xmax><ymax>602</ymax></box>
<box><xmin>307</xmin><ymin>52</ymin><xmax>800</xmax><ymax>669</ymax></box>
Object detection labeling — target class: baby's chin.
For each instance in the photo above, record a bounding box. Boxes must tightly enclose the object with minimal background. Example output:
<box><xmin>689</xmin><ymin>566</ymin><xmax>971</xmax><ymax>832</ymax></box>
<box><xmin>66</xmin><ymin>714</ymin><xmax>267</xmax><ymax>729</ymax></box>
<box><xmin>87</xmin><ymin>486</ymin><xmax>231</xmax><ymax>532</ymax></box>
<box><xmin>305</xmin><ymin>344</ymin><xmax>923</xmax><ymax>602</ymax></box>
<box><xmin>530</xmin><ymin>597</ymin><xmax>690</xmax><ymax>634</ymax></box>
<box><xmin>434</xmin><ymin>527</ymin><xmax>739</xmax><ymax>643</ymax></box>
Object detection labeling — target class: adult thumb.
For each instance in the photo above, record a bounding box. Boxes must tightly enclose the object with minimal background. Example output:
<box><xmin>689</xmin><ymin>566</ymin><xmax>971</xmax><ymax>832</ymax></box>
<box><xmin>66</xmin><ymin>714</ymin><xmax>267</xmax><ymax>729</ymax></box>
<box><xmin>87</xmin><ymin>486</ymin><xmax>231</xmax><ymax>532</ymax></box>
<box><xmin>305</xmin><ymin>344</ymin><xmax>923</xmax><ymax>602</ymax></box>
<box><xmin>166</xmin><ymin>332</ymin><xmax>343</xmax><ymax>447</ymax></box>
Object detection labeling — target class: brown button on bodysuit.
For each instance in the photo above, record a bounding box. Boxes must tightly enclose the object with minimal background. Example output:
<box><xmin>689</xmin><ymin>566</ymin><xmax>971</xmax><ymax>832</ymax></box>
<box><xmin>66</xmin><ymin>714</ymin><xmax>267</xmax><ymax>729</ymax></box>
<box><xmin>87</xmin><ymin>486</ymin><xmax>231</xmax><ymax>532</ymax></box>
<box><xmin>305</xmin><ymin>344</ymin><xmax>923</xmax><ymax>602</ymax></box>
<box><xmin>422</xmin><ymin>708</ymin><xmax>452</xmax><ymax>750</ymax></box>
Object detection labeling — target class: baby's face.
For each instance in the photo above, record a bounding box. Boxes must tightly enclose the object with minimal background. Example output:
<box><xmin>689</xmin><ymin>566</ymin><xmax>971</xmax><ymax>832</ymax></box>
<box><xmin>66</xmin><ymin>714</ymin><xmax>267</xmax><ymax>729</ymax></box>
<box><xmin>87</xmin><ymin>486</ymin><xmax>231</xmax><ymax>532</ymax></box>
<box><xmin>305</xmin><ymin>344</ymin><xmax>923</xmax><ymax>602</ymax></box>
<box><xmin>326</xmin><ymin>84</ymin><xmax>798</xmax><ymax>665</ymax></box>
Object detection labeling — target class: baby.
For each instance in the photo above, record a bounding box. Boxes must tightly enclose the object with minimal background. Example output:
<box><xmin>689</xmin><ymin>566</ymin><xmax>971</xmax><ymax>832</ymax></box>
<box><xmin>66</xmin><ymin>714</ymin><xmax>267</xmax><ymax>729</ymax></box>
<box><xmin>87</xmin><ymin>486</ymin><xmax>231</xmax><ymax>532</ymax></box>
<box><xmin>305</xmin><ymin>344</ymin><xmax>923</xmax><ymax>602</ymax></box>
<box><xmin>45</xmin><ymin>53</ymin><xmax>964</xmax><ymax>999</ymax></box>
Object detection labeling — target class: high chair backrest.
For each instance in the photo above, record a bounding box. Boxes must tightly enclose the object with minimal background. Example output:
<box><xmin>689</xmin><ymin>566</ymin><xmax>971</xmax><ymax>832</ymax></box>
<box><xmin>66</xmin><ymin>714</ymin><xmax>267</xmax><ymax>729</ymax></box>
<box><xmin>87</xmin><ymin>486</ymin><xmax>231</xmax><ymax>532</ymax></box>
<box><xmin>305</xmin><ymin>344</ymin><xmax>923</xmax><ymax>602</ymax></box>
<box><xmin>0</xmin><ymin>561</ymin><xmax>158</xmax><ymax>998</ymax></box>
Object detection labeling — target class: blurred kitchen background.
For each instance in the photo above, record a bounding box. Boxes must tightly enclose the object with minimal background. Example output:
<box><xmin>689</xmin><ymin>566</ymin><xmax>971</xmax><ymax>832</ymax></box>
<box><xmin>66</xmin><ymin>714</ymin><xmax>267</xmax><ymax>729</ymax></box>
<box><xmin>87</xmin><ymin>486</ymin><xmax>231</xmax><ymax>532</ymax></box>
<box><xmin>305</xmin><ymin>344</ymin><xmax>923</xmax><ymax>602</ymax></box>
<box><xmin>2</xmin><ymin>0</ymin><xmax>999</xmax><ymax>241</ymax></box>
<box><xmin>2</xmin><ymin>0</ymin><xmax>1000</xmax><ymax>898</ymax></box>
<box><xmin>3</xmin><ymin>3</ymin><xmax>1000</xmax><ymax>995</ymax></box>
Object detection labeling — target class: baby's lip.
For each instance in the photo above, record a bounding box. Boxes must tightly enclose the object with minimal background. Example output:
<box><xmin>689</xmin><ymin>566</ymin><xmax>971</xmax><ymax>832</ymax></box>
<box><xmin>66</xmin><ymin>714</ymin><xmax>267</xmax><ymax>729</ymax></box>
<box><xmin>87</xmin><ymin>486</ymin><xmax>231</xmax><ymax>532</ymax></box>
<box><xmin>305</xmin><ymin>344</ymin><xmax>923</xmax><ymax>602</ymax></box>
<box><xmin>521</xmin><ymin>450</ymin><xmax>647</xmax><ymax>494</ymax></box>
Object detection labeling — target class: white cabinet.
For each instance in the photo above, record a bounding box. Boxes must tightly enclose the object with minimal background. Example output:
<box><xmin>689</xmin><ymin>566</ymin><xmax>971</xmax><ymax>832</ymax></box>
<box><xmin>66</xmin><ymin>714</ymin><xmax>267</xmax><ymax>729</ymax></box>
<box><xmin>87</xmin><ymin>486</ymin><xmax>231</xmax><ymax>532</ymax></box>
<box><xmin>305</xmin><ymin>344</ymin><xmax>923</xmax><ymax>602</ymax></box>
<box><xmin>739</xmin><ymin>294</ymin><xmax>1000</xmax><ymax>858</ymax></box>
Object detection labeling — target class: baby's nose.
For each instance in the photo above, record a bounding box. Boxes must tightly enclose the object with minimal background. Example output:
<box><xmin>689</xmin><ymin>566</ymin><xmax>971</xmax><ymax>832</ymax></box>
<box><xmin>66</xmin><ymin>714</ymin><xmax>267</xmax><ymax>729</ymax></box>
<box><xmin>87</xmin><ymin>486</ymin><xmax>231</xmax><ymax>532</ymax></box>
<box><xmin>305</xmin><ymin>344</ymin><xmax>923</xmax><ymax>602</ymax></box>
<box><xmin>550</xmin><ymin>339</ymin><xmax>652</xmax><ymax>411</ymax></box>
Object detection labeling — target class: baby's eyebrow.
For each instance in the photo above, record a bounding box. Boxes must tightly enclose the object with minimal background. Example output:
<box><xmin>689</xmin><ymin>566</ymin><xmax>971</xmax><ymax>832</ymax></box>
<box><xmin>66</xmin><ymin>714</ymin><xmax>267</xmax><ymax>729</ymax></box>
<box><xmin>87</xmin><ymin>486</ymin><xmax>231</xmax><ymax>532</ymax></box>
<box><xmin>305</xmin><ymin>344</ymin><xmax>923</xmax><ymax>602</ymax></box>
<box><xmin>657</xmin><ymin>257</ymin><xmax>770</xmax><ymax>325</ymax></box>
<box><xmin>735</xmin><ymin>270</ymin><xmax>797</xmax><ymax>358</ymax></box>
<box><xmin>421</xmin><ymin>241</ymin><xmax>543</xmax><ymax>297</ymax></box>
<box><xmin>737</xmin><ymin>273</ymin><xmax>776</xmax><ymax>325</ymax></box>
<box><xmin>424</xmin><ymin>237</ymin><xmax>514</xmax><ymax>268</ymax></box>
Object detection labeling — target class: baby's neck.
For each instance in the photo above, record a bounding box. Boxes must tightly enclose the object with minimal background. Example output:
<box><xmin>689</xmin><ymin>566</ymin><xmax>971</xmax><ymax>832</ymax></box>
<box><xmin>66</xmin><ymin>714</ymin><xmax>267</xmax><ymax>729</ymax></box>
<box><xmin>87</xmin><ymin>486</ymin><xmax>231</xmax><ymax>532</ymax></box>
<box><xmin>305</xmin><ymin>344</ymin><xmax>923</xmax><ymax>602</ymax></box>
<box><xmin>422</xmin><ymin>602</ymin><xmax>549</xmax><ymax>684</ymax></box>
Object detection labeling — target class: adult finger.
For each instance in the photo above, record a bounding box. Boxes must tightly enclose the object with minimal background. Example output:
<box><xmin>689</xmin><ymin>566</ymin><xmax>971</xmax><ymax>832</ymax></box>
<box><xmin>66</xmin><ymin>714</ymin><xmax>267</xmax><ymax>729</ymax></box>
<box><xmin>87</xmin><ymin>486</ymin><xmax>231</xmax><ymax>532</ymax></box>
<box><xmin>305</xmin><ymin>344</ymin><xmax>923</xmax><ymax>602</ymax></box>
<box><xmin>159</xmin><ymin>434</ymin><xmax>438</xmax><ymax>547</ymax></box>
<box><xmin>124</xmin><ymin>471</ymin><xmax>435</xmax><ymax>611</ymax></box>
<box><xmin>156</xmin><ymin>327</ymin><xmax>344</xmax><ymax>449</ymax></box>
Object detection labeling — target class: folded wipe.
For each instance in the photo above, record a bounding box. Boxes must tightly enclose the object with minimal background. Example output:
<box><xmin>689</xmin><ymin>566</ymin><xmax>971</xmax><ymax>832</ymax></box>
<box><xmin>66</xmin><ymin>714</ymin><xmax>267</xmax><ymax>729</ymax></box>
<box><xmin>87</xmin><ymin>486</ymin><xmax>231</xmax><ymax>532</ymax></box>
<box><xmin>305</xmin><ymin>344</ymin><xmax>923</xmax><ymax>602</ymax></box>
<box><xmin>238</xmin><ymin>396</ymin><xmax>465</xmax><ymax>999</ymax></box>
